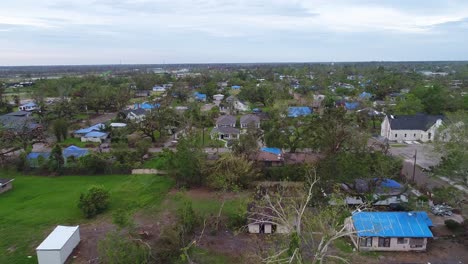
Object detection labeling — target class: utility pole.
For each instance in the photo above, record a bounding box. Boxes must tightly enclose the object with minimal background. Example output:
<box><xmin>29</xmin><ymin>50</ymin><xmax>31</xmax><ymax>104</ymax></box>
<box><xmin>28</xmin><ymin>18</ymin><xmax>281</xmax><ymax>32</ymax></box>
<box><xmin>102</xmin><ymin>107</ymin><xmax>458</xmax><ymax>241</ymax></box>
<box><xmin>412</xmin><ymin>149</ymin><xmax>417</xmax><ymax>183</ymax></box>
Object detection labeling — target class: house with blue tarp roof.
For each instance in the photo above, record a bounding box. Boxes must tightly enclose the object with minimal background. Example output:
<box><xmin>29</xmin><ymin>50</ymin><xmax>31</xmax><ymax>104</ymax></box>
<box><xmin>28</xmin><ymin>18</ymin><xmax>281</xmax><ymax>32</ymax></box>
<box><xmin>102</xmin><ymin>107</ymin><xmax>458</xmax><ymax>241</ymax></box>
<box><xmin>345</xmin><ymin>211</ymin><xmax>433</xmax><ymax>251</ymax></box>
<box><xmin>73</xmin><ymin>123</ymin><xmax>105</xmax><ymax>138</ymax></box>
<box><xmin>345</xmin><ymin>102</ymin><xmax>360</xmax><ymax>111</ymax></box>
<box><xmin>231</xmin><ymin>85</ymin><xmax>241</xmax><ymax>90</ymax></box>
<box><xmin>288</xmin><ymin>107</ymin><xmax>312</xmax><ymax>118</ymax></box>
<box><xmin>81</xmin><ymin>131</ymin><xmax>109</xmax><ymax>143</ymax></box>
<box><xmin>359</xmin><ymin>92</ymin><xmax>372</xmax><ymax>100</ymax></box>
<box><xmin>134</xmin><ymin>102</ymin><xmax>160</xmax><ymax>110</ymax></box>
<box><xmin>193</xmin><ymin>92</ymin><xmax>207</xmax><ymax>102</ymax></box>
<box><xmin>27</xmin><ymin>145</ymin><xmax>89</xmax><ymax>167</ymax></box>
<box><xmin>261</xmin><ymin>147</ymin><xmax>281</xmax><ymax>155</ymax></box>
<box><xmin>19</xmin><ymin>102</ymin><xmax>38</xmax><ymax>111</ymax></box>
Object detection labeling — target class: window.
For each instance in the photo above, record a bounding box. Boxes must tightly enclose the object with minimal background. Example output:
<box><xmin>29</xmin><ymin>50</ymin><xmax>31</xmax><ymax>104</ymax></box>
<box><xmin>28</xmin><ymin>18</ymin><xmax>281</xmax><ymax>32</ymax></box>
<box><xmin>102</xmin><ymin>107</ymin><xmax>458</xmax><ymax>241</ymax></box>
<box><xmin>428</xmin><ymin>133</ymin><xmax>432</xmax><ymax>140</ymax></box>
<box><xmin>360</xmin><ymin>237</ymin><xmax>372</xmax><ymax>247</ymax></box>
<box><xmin>395</xmin><ymin>133</ymin><xmax>398</xmax><ymax>138</ymax></box>
<box><xmin>378</xmin><ymin>237</ymin><xmax>391</xmax><ymax>247</ymax></box>
<box><xmin>404</xmin><ymin>134</ymin><xmax>407</xmax><ymax>138</ymax></box>
<box><xmin>414</xmin><ymin>133</ymin><xmax>416</xmax><ymax>137</ymax></box>
<box><xmin>409</xmin><ymin>238</ymin><xmax>424</xmax><ymax>248</ymax></box>
<box><xmin>397</xmin><ymin>238</ymin><xmax>407</xmax><ymax>244</ymax></box>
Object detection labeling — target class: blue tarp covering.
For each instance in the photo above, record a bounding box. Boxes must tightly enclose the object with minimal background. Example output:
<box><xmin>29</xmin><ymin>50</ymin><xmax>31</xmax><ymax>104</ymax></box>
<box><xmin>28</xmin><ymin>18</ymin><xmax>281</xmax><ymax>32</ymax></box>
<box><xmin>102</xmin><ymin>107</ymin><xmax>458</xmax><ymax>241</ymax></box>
<box><xmin>194</xmin><ymin>92</ymin><xmax>207</xmax><ymax>100</ymax></box>
<box><xmin>74</xmin><ymin>123</ymin><xmax>105</xmax><ymax>134</ymax></box>
<box><xmin>21</xmin><ymin>102</ymin><xmax>37</xmax><ymax>107</ymax></box>
<box><xmin>84</xmin><ymin>131</ymin><xmax>108</xmax><ymax>138</ymax></box>
<box><xmin>288</xmin><ymin>107</ymin><xmax>312</xmax><ymax>117</ymax></box>
<box><xmin>134</xmin><ymin>102</ymin><xmax>160</xmax><ymax>109</ymax></box>
<box><xmin>352</xmin><ymin>212</ymin><xmax>433</xmax><ymax>238</ymax></box>
<box><xmin>63</xmin><ymin>145</ymin><xmax>89</xmax><ymax>158</ymax></box>
<box><xmin>359</xmin><ymin>92</ymin><xmax>372</xmax><ymax>99</ymax></box>
<box><xmin>231</xmin><ymin>85</ymin><xmax>241</xmax><ymax>89</ymax></box>
<box><xmin>376</xmin><ymin>178</ymin><xmax>401</xmax><ymax>188</ymax></box>
<box><xmin>27</xmin><ymin>152</ymin><xmax>50</xmax><ymax>160</ymax></box>
<box><xmin>345</xmin><ymin>102</ymin><xmax>360</xmax><ymax>110</ymax></box>
<box><xmin>261</xmin><ymin>147</ymin><xmax>281</xmax><ymax>155</ymax></box>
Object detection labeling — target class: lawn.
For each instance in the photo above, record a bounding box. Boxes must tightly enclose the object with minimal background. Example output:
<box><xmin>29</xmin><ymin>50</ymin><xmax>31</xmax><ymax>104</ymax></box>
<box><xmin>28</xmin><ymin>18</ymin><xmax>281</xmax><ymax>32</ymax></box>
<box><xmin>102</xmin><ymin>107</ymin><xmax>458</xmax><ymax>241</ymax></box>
<box><xmin>0</xmin><ymin>172</ymin><xmax>174</xmax><ymax>264</ymax></box>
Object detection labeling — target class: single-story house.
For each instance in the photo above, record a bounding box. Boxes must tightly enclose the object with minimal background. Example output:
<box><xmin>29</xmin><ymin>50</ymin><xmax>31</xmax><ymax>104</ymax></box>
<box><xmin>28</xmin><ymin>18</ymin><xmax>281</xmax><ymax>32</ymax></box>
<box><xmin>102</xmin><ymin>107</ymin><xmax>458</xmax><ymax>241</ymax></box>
<box><xmin>121</xmin><ymin>108</ymin><xmax>147</xmax><ymax>122</ymax></box>
<box><xmin>216</xmin><ymin>115</ymin><xmax>236</xmax><ymax>128</ymax></box>
<box><xmin>109</xmin><ymin>123</ymin><xmax>127</xmax><ymax>128</ymax></box>
<box><xmin>36</xmin><ymin>225</ymin><xmax>80</xmax><ymax>264</ymax></box>
<box><xmin>213</xmin><ymin>94</ymin><xmax>225</xmax><ymax>101</ymax></box>
<box><xmin>81</xmin><ymin>131</ymin><xmax>109</xmax><ymax>143</ymax></box>
<box><xmin>0</xmin><ymin>111</ymin><xmax>41</xmax><ymax>132</ymax></box>
<box><xmin>231</xmin><ymin>85</ymin><xmax>242</xmax><ymax>90</ymax></box>
<box><xmin>345</xmin><ymin>211</ymin><xmax>433</xmax><ymax>252</ymax></box>
<box><xmin>341</xmin><ymin>178</ymin><xmax>408</xmax><ymax>206</ymax></box>
<box><xmin>73</xmin><ymin>123</ymin><xmax>105</xmax><ymax>138</ymax></box>
<box><xmin>247</xmin><ymin>202</ymin><xmax>289</xmax><ymax>234</ymax></box>
<box><xmin>234</xmin><ymin>100</ymin><xmax>249</xmax><ymax>112</ymax></box>
<box><xmin>211</xmin><ymin>126</ymin><xmax>240</xmax><ymax>140</ymax></box>
<box><xmin>251</xmin><ymin>147</ymin><xmax>284</xmax><ymax>167</ymax></box>
<box><xmin>0</xmin><ymin>178</ymin><xmax>14</xmax><ymax>194</ymax></box>
<box><xmin>240</xmin><ymin>114</ymin><xmax>261</xmax><ymax>129</ymax></box>
<box><xmin>152</xmin><ymin>85</ymin><xmax>166</xmax><ymax>92</ymax></box>
<box><xmin>19</xmin><ymin>102</ymin><xmax>38</xmax><ymax>111</ymax></box>
<box><xmin>194</xmin><ymin>92</ymin><xmax>207</xmax><ymax>102</ymax></box>
<box><xmin>380</xmin><ymin>114</ymin><xmax>444</xmax><ymax>142</ymax></box>
<box><xmin>288</xmin><ymin>107</ymin><xmax>312</xmax><ymax>118</ymax></box>
<box><xmin>63</xmin><ymin>145</ymin><xmax>89</xmax><ymax>160</ymax></box>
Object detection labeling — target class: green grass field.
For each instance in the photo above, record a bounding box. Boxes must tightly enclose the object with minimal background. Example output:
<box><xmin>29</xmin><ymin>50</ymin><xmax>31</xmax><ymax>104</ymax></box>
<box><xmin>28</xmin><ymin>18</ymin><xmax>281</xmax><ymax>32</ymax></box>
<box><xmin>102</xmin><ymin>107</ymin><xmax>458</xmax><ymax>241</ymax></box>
<box><xmin>0</xmin><ymin>172</ymin><xmax>174</xmax><ymax>264</ymax></box>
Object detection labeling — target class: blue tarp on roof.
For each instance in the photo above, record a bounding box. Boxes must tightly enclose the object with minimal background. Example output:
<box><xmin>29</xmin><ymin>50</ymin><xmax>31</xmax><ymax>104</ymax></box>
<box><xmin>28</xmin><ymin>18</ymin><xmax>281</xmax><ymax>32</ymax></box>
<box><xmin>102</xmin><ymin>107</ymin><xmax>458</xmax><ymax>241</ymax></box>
<box><xmin>27</xmin><ymin>152</ymin><xmax>51</xmax><ymax>160</ymax></box>
<box><xmin>194</xmin><ymin>92</ymin><xmax>207</xmax><ymax>100</ymax></box>
<box><xmin>84</xmin><ymin>131</ymin><xmax>108</xmax><ymax>138</ymax></box>
<box><xmin>135</xmin><ymin>102</ymin><xmax>160</xmax><ymax>110</ymax></box>
<box><xmin>21</xmin><ymin>102</ymin><xmax>37</xmax><ymax>107</ymax></box>
<box><xmin>376</xmin><ymin>178</ymin><xmax>401</xmax><ymax>188</ymax></box>
<box><xmin>63</xmin><ymin>145</ymin><xmax>89</xmax><ymax>158</ymax></box>
<box><xmin>261</xmin><ymin>147</ymin><xmax>281</xmax><ymax>155</ymax></box>
<box><xmin>231</xmin><ymin>85</ymin><xmax>241</xmax><ymax>89</ymax></box>
<box><xmin>352</xmin><ymin>211</ymin><xmax>433</xmax><ymax>238</ymax></box>
<box><xmin>345</xmin><ymin>102</ymin><xmax>360</xmax><ymax>110</ymax></box>
<box><xmin>288</xmin><ymin>107</ymin><xmax>312</xmax><ymax>117</ymax></box>
<box><xmin>74</xmin><ymin>123</ymin><xmax>105</xmax><ymax>134</ymax></box>
<box><xmin>359</xmin><ymin>92</ymin><xmax>372</xmax><ymax>99</ymax></box>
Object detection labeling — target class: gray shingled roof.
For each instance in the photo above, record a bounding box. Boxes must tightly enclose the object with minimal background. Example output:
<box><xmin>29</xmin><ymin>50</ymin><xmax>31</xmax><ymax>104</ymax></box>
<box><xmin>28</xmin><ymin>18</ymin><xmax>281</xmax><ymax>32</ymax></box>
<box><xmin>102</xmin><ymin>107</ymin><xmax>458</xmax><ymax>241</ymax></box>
<box><xmin>212</xmin><ymin>127</ymin><xmax>240</xmax><ymax>134</ymax></box>
<box><xmin>240</xmin><ymin>114</ymin><xmax>260</xmax><ymax>124</ymax></box>
<box><xmin>389</xmin><ymin>114</ymin><xmax>443</xmax><ymax>130</ymax></box>
<box><xmin>216</xmin><ymin>115</ymin><xmax>236</xmax><ymax>126</ymax></box>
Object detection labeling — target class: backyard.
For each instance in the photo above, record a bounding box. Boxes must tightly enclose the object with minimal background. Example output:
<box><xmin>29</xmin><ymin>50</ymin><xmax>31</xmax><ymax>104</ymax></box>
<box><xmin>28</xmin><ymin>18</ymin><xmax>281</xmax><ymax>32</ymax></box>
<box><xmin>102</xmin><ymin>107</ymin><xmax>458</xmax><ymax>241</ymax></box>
<box><xmin>0</xmin><ymin>172</ymin><xmax>174</xmax><ymax>264</ymax></box>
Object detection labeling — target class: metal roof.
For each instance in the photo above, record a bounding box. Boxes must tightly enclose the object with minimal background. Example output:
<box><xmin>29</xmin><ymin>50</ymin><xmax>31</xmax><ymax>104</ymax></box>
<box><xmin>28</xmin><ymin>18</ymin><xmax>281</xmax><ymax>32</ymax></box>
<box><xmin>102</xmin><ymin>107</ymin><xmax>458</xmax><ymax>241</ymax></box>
<box><xmin>36</xmin><ymin>226</ymin><xmax>79</xmax><ymax>251</ymax></box>
<box><xmin>74</xmin><ymin>123</ymin><xmax>105</xmax><ymax>134</ymax></box>
<box><xmin>84</xmin><ymin>131</ymin><xmax>108</xmax><ymax>138</ymax></box>
<box><xmin>352</xmin><ymin>211</ymin><xmax>433</xmax><ymax>238</ymax></box>
<box><xmin>63</xmin><ymin>145</ymin><xmax>89</xmax><ymax>158</ymax></box>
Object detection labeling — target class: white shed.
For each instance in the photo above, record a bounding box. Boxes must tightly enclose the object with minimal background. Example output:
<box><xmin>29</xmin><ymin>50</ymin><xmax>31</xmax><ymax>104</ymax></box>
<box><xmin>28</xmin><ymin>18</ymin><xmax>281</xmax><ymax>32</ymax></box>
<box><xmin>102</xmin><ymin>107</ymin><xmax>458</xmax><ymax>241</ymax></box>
<box><xmin>36</xmin><ymin>225</ymin><xmax>80</xmax><ymax>264</ymax></box>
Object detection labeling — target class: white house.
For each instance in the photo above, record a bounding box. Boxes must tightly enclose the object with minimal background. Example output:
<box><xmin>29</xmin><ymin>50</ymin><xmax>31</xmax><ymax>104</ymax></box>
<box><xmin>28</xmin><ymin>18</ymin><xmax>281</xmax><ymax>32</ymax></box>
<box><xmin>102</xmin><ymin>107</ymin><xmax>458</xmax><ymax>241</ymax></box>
<box><xmin>36</xmin><ymin>225</ymin><xmax>80</xmax><ymax>264</ymax></box>
<box><xmin>81</xmin><ymin>131</ymin><xmax>108</xmax><ymax>143</ymax></box>
<box><xmin>19</xmin><ymin>102</ymin><xmax>38</xmax><ymax>111</ymax></box>
<box><xmin>345</xmin><ymin>212</ymin><xmax>433</xmax><ymax>252</ymax></box>
<box><xmin>213</xmin><ymin>94</ymin><xmax>225</xmax><ymax>101</ymax></box>
<box><xmin>381</xmin><ymin>114</ymin><xmax>444</xmax><ymax>142</ymax></box>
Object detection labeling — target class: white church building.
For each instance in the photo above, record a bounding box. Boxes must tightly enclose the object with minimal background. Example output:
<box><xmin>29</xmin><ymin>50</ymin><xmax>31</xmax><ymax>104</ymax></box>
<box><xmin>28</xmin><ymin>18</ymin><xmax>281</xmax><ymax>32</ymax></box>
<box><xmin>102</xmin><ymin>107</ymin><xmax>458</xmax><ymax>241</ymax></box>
<box><xmin>381</xmin><ymin>114</ymin><xmax>444</xmax><ymax>143</ymax></box>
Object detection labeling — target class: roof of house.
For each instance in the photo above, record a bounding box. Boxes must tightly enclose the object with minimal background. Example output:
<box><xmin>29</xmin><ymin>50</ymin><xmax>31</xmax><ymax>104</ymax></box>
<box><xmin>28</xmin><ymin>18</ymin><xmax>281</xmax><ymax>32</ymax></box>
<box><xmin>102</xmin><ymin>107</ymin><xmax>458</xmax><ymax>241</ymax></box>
<box><xmin>212</xmin><ymin>126</ymin><xmax>240</xmax><ymax>134</ymax></box>
<box><xmin>0</xmin><ymin>111</ymin><xmax>40</xmax><ymax>131</ymax></box>
<box><xmin>0</xmin><ymin>178</ymin><xmax>14</xmax><ymax>186</ymax></box>
<box><xmin>194</xmin><ymin>92</ymin><xmax>207</xmax><ymax>100</ymax></box>
<box><xmin>74</xmin><ymin>123</ymin><xmax>105</xmax><ymax>134</ymax></box>
<box><xmin>36</xmin><ymin>225</ymin><xmax>79</xmax><ymax>251</ymax></box>
<box><xmin>284</xmin><ymin>153</ymin><xmax>323</xmax><ymax>165</ymax></box>
<box><xmin>240</xmin><ymin>114</ymin><xmax>260</xmax><ymax>124</ymax></box>
<box><xmin>123</xmin><ymin>108</ymin><xmax>147</xmax><ymax>116</ymax></box>
<box><xmin>352</xmin><ymin>211</ymin><xmax>433</xmax><ymax>238</ymax></box>
<box><xmin>288</xmin><ymin>107</ymin><xmax>312</xmax><ymax>117</ymax></box>
<box><xmin>231</xmin><ymin>85</ymin><xmax>241</xmax><ymax>89</ymax></box>
<box><xmin>216</xmin><ymin>115</ymin><xmax>236</xmax><ymax>125</ymax></box>
<box><xmin>27</xmin><ymin>152</ymin><xmax>51</xmax><ymax>160</ymax></box>
<box><xmin>63</xmin><ymin>145</ymin><xmax>89</xmax><ymax>158</ymax></box>
<box><xmin>388</xmin><ymin>114</ymin><xmax>443</xmax><ymax>130</ymax></box>
<box><xmin>20</xmin><ymin>102</ymin><xmax>37</xmax><ymax>107</ymax></box>
<box><xmin>359</xmin><ymin>92</ymin><xmax>372</xmax><ymax>99</ymax></box>
<box><xmin>134</xmin><ymin>102</ymin><xmax>160</xmax><ymax>109</ymax></box>
<box><xmin>261</xmin><ymin>147</ymin><xmax>282</xmax><ymax>155</ymax></box>
<box><xmin>345</xmin><ymin>102</ymin><xmax>360</xmax><ymax>110</ymax></box>
<box><xmin>84</xmin><ymin>131</ymin><xmax>108</xmax><ymax>138</ymax></box>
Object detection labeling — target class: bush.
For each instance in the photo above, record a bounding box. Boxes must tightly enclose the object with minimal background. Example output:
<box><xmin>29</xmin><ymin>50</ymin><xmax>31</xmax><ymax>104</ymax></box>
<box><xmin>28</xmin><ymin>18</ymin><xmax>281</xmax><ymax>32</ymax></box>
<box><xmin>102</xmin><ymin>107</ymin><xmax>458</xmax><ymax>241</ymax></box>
<box><xmin>78</xmin><ymin>186</ymin><xmax>110</xmax><ymax>218</ymax></box>
<box><xmin>445</xmin><ymin>219</ymin><xmax>462</xmax><ymax>231</ymax></box>
<box><xmin>98</xmin><ymin>232</ymin><xmax>151</xmax><ymax>264</ymax></box>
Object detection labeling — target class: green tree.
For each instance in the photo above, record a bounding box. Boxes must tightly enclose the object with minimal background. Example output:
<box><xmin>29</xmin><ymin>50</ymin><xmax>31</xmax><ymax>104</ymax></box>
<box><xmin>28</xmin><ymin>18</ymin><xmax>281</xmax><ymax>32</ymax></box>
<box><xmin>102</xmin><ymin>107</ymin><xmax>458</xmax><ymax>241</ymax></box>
<box><xmin>77</xmin><ymin>185</ymin><xmax>110</xmax><ymax>218</ymax></box>
<box><xmin>48</xmin><ymin>144</ymin><xmax>64</xmax><ymax>173</ymax></box>
<box><xmin>52</xmin><ymin>118</ymin><xmax>68</xmax><ymax>142</ymax></box>
<box><xmin>169</xmin><ymin>135</ymin><xmax>205</xmax><ymax>187</ymax></box>
<box><xmin>394</xmin><ymin>94</ymin><xmax>424</xmax><ymax>115</ymax></box>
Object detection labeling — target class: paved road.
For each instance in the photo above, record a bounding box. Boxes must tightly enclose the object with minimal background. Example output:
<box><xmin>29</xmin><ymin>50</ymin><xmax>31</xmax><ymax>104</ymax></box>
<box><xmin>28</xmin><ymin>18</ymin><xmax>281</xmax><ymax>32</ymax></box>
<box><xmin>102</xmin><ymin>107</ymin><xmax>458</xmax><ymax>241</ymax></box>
<box><xmin>388</xmin><ymin>143</ymin><xmax>441</xmax><ymax>170</ymax></box>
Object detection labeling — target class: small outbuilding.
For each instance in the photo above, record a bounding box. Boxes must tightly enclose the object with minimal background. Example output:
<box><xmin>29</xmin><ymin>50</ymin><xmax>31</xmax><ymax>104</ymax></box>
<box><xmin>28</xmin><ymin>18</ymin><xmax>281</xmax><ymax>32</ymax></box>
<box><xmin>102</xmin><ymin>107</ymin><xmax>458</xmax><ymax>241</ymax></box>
<box><xmin>0</xmin><ymin>178</ymin><xmax>14</xmax><ymax>194</ymax></box>
<box><xmin>36</xmin><ymin>225</ymin><xmax>80</xmax><ymax>264</ymax></box>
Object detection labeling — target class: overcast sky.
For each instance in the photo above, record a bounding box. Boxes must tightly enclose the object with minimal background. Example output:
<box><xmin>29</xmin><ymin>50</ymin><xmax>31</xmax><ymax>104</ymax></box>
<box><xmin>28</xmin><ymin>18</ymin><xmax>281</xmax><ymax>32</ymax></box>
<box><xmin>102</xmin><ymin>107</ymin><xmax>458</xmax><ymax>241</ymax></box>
<box><xmin>1</xmin><ymin>0</ymin><xmax>468</xmax><ymax>65</ymax></box>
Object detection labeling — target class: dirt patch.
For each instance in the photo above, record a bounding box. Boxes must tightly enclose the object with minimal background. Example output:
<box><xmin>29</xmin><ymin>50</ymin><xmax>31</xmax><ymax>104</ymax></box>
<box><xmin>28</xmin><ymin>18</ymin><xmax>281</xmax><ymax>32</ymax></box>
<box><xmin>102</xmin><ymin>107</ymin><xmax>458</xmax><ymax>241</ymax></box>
<box><xmin>69</xmin><ymin>219</ymin><xmax>116</xmax><ymax>264</ymax></box>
